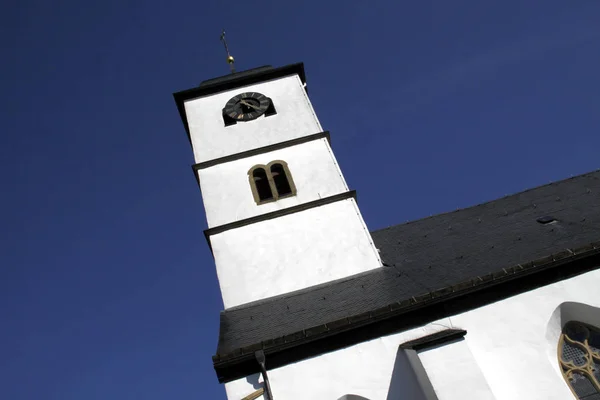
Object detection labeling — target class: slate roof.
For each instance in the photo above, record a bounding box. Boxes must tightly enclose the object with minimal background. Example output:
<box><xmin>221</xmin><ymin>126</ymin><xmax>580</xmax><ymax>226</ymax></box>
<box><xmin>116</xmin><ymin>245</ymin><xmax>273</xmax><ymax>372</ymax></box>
<box><xmin>213</xmin><ymin>170</ymin><xmax>600</xmax><ymax>382</ymax></box>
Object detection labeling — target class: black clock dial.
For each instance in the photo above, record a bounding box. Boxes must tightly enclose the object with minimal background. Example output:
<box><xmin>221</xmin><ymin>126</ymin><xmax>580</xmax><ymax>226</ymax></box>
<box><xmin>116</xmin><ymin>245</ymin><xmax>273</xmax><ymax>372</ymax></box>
<box><xmin>223</xmin><ymin>92</ymin><xmax>271</xmax><ymax>122</ymax></box>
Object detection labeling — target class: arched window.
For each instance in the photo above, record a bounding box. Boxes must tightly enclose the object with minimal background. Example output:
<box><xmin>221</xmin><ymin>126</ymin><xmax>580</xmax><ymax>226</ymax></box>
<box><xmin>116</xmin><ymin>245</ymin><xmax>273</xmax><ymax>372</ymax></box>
<box><xmin>270</xmin><ymin>163</ymin><xmax>292</xmax><ymax>197</ymax></box>
<box><xmin>252</xmin><ymin>167</ymin><xmax>273</xmax><ymax>202</ymax></box>
<box><xmin>248</xmin><ymin>161</ymin><xmax>296</xmax><ymax>205</ymax></box>
<box><xmin>558</xmin><ymin>321</ymin><xmax>600</xmax><ymax>398</ymax></box>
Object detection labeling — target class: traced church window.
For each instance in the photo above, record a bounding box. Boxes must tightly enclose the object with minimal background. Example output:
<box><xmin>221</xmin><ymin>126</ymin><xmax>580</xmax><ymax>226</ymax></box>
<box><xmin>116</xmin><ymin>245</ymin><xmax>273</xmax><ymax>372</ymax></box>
<box><xmin>248</xmin><ymin>161</ymin><xmax>296</xmax><ymax>205</ymax></box>
<box><xmin>558</xmin><ymin>321</ymin><xmax>600</xmax><ymax>399</ymax></box>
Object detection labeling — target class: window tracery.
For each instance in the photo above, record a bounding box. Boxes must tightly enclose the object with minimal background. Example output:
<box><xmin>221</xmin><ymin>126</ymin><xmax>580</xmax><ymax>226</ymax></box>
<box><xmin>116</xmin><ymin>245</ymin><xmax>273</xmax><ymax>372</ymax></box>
<box><xmin>559</xmin><ymin>321</ymin><xmax>600</xmax><ymax>399</ymax></box>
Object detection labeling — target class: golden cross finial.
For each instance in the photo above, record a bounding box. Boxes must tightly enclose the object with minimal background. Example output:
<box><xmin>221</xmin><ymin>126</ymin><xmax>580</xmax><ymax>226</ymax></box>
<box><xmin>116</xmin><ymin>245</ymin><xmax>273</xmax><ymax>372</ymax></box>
<box><xmin>219</xmin><ymin>29</ymin><xmax>236</xmax><ymax>73</ymax></box>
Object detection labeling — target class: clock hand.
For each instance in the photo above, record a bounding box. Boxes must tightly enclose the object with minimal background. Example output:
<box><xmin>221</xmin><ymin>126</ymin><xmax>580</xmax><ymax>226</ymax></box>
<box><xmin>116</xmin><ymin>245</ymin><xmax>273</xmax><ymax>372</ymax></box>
<box><xmin>239</xmin><ymin>99</ymin><xmax>261</xmax><ymax>111</ymax></box>
<box><xmin>239</xmin><ymin>100</ymin><xmax>259</xmax><ymax>110</ymax></box>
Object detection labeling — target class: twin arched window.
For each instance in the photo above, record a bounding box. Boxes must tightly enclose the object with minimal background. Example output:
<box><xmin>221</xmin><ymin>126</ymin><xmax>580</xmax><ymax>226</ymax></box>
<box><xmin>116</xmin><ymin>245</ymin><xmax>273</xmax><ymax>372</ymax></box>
<box><xmin>559</xmin><ymin>321</ymin><xmax>600</xmax><ymax>398</ymax></box>
<box><xmin>248</xmin><ymin>161</ymin><xmax>296</xmax><ymax>204</ymax></box>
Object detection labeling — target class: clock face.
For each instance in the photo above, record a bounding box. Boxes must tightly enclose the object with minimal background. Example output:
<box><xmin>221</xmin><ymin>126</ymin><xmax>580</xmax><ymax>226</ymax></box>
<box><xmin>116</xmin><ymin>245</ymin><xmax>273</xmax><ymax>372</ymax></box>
<box><xmin>223</xmin><ymin>92</ymin><xmax>271</xmax><ymax>122</ymax></box>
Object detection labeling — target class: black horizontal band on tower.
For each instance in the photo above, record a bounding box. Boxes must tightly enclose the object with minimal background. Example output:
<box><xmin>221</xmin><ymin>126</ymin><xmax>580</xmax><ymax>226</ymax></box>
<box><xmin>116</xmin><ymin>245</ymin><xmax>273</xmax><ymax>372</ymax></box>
<box><xmin>190</xmin><ymin>131</ymin><xmax>331</xmax><ymax>186</ymax></box>
<box><xmin>203</xmin><ymin>190</ymin><xmax>357</xmax><ymax>252</ymax></box>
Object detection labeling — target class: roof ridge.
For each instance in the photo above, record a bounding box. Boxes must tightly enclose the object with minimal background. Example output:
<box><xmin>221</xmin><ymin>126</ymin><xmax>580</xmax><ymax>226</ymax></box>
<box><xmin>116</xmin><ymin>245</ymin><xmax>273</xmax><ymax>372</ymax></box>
<box><xmin>372</xmin><ymin>169</ymin><xmax>600</xmax><ymax>233</ymax></box>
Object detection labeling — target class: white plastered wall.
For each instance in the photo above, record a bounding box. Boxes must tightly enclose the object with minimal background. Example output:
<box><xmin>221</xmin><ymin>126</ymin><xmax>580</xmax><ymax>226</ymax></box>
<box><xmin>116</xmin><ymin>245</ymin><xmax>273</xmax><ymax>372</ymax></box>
<box><xmin>223</xmin><ymin>268</ymin><xmax>600</xmax><ymax>400</ymax></box>
<box><xmin>198</xmin><ymin>138</ymin><xmax>348</xmax><ymax>227</ymax></box>
<box><xmin>225</xmin><ymin>320</ymin><xmax>456</xmax><ymax>400</ymax></box>
<box><xmin>184</xmin><ymin>75</ymin><xmax>322</xmax><ymax>163</ymax></box>
<box><xmin>419</xmin><ymin>339</ymin><xmax>496</xmax><ymax>400</ymax></box>
<box><xmin>211</xmin><ymin>198</ymin><xmax>382</xmax><ymax>308</ymax></box>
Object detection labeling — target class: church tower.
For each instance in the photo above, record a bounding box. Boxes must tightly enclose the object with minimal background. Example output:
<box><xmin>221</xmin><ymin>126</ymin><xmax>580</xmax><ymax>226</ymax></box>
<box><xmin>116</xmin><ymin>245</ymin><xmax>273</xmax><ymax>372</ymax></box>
<box><xmin>173</xmin><ymin>54</ymin><xmax>600</xmax><ymax>400</ymax></box>
<box><xmin>174</xmin><ymin>63</ymin><xmax>382</xmax><ymax>309</ymax></box>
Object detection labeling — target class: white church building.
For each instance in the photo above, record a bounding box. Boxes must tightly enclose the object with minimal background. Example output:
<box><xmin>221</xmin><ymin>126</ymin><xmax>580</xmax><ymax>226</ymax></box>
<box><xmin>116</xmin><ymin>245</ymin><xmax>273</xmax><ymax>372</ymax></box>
<box><xmin>174</xmin><ymin>63</ymin><xmax>600</xmax><ymax>400</ymax></box>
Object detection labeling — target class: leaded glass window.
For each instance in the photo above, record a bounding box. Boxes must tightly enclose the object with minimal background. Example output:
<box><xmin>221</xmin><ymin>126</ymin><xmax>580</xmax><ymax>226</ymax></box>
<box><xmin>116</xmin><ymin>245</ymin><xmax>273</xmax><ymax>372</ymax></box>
<box><xmin>559</xmin><ymin>321</ymin><xmax>600</xmax><ymax>399</ymax></box>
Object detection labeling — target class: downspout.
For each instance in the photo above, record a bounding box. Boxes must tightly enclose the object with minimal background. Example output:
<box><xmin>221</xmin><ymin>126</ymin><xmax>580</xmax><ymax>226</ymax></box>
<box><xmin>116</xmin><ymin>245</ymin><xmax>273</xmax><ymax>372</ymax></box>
<box><xmin>255</xmin><ymin>350</ymin><xmax>274</xmax><ymax>400</ymax></box>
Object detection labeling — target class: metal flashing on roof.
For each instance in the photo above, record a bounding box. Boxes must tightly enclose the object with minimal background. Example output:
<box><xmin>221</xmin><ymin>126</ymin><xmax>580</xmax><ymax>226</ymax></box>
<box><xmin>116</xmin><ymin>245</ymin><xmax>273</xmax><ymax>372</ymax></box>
<box><xmin>399</xmin><ymin>329</ymin><xmax>467</xmax><ymax>351</ymax></box>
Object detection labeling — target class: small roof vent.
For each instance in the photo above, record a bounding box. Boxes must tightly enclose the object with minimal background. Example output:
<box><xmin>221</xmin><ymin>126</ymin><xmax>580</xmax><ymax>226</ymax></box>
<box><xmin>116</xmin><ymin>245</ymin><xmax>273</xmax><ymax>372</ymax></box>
<box><xmin>536</xmin><ymin>216</ymin><xmax>556</xmax><ymax>224</ymax></box>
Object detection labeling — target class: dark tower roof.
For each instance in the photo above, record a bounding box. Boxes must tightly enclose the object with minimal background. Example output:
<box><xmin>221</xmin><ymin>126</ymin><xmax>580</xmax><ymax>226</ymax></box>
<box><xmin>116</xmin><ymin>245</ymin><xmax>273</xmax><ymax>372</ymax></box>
<box><xmin>198</xmin><ymin>65</ymin><xmax>275</xmax><ymax>87</ymax></box>
<box><xmin>213</xmin><ymin>169</ymin><xmax>600</xmax><ymax>382</ymax></box>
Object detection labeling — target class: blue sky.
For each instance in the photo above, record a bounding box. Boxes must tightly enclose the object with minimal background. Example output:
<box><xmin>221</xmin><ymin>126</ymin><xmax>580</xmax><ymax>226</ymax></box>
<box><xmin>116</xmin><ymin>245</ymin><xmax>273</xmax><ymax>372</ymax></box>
<box><xmin>1</xmin><ymin>1</ymin><xmax>599</xmax><ymax>399</ymax></box>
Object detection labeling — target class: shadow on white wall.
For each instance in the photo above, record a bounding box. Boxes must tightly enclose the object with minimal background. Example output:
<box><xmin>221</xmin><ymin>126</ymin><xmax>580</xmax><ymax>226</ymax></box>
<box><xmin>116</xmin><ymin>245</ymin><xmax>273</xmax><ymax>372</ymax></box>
<box><xmin>386</xmin><ymin>347</ymin><xmax>430</xmax><ymax>400</ymax></box>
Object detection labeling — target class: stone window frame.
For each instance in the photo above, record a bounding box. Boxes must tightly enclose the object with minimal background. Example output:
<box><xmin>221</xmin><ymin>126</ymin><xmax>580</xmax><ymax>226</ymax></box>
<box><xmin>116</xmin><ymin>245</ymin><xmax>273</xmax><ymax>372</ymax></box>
<box><xmin>558</xmin><ymin>320</ymin><xmax>600</xmax><ymax>398</ymax></box>
<box><xmin>248</xmin><ymin>160</ymin><xmax>297</xmax><ymax>205</ymax></box>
